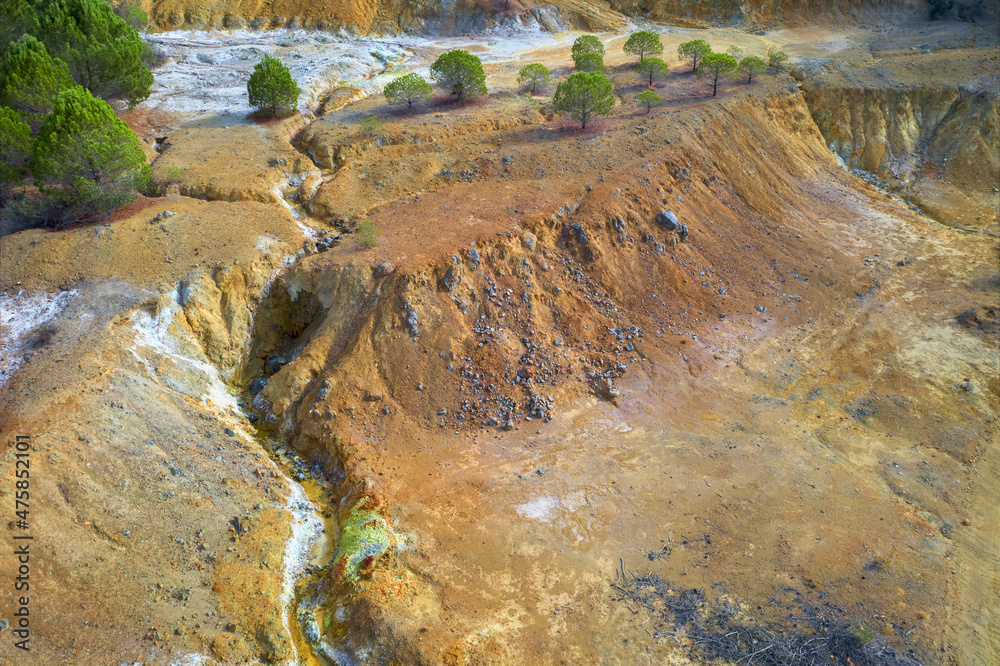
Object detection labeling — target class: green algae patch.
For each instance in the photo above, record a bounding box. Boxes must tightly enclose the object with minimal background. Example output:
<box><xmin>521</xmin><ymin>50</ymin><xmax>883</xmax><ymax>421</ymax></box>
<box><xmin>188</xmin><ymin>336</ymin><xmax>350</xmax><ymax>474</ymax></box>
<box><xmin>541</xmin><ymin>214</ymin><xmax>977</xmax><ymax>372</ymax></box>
<box><xmin>336</xmin><ymin>502</ymin><xmax>393</xmax><ymax>583</ymax></box>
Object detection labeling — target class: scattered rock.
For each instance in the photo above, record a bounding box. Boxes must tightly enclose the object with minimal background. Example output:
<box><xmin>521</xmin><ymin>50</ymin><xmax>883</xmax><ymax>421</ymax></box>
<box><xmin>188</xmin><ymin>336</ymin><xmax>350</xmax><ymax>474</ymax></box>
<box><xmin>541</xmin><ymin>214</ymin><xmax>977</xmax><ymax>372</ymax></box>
<box><xmin>249</xmin><ymin>377</ymin><xmax>268</xmax><ymax>396</ymax></box>
<box><xmin>466</xmin><ymin>248</ymin><xmax>481</xmax><ymax>270</ymax></box>
<box><xmin>405</xmin><ymin>308</ymin><xmax>419</xmax><ymax>337</ymax></box>
<box><xmin>442</xmin><ymin>266</ymin><xmax>460</xmax><ymax>291</ymax></box>
<box><xmin>655</xmin><ymin>210</ymin><xmax>679</xmax><ymax>230</ymax></box>
<box><xmin>151</xmin><ymin>211</ymin><xmax>177</xmax><ymax>223</ymax></box>
<box><xmin>592</xmin><ymin>376</ymin><xmax>620</xmax><ymax>400</ymax></box>
<box><xmin>265</xmin><ymin>354</ymin><xmax>288</xmax><ymax>374</ymax></box>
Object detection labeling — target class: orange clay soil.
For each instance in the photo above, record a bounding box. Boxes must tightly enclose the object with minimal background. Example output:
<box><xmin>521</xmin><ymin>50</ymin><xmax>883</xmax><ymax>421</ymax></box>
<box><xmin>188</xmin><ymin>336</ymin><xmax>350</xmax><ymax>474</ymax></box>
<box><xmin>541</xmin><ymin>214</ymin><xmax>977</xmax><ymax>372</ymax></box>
<box><xmin>0</xmin><ymin>21</ymin><xmax>997</xmax><ymax>666</ymax></box>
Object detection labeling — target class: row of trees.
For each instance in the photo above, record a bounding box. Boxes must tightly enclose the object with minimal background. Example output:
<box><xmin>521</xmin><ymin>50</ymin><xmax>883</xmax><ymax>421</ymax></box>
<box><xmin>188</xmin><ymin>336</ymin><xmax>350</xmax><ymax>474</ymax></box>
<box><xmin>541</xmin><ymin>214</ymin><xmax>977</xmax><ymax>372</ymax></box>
<box><xmin>372</xmin><ymin>32</ymin><xmax>788</xmax><ymax>128</ymax></box>
<box><xmin>678</xmin><ymin>39</ymin><xmax>785</xmax><ymax>96</ymax></box>
<box><xmin>1</xmin><ymin>0</ymin><xmax>154</xmax><ymax>225</ymax></box>
<box><xmin>247</xmin><ymin>31</ymin><xmax>791</xmax><ymax>127</ymax></box>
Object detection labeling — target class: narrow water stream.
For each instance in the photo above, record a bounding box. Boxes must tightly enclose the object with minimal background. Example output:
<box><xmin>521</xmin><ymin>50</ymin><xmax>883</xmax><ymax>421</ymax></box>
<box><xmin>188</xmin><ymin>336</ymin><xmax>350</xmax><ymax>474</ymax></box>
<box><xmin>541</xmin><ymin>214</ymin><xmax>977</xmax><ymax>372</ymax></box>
<box><xmin>133</xmin><ymin>25</ymin><xmax>638</xmax><ymax>664</ymax></box>
<box><xmin>128</xmin><ymin>291</ymin><xmax>340</xmax><ymax>664</ymax></box>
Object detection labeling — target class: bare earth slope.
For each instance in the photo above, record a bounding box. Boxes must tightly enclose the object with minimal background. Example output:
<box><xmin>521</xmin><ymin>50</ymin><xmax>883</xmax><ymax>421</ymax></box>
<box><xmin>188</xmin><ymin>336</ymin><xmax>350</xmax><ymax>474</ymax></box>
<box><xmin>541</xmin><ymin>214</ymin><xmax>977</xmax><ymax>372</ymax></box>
<box><xmin>1</xmin><ymin>16</ymin><xmax>998</xmax><ymax>666</ymax></box>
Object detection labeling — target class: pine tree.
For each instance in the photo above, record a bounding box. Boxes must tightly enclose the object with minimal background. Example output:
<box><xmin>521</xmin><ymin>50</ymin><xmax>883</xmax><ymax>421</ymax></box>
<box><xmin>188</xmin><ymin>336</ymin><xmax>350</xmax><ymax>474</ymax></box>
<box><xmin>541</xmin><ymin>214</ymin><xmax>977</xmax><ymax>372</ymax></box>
<box><xmin>517</xmin><ymin>63</ymin><xmax>551</xmax><ymax>94</ymax></box>
<box><xmin>35</xmin><ymin>0</ymin><xmax>153</xmax><ymax>108</ymax></box>
<box><xmin>553</xmin><ymin>71</ymin><xmax>615</xmax><ymax>130</ymax></box>
<box><xmin>31</xmin><ymin>87</ymin><xmax>149</xmax><ymax>221</ymax></box>
<box><xmin>0</xmin><ymin>107</ymin><xmax>31</xmax><ymax>203</ymax></box>
<box><xmin>678</xmin><ymin>39</ymin><xmax>712</xmax><ymax>73</ymax></box>
<box><xmin>697</xmin><ymin>52</ymin><xmax>738</xmax><ymax>96</ymax></box>
<box><xmin>636</xmin><ymin>90</ymin><xmax>661</xmax><ymax>114</ymax></box>
<box><xmin>739</xmin><ymin>55</ymin><xmax>766</xmax><ymax>83</ymax></box>
<box><xmin>0</xmin><ymin>35</ymin><xmax>75</xmax><ymax>132</ymax></box>
<box><xmin>575</xmin><ymin>53</ymin><xmax>604</xmax><ymax>73</ymax></box>
<box><xmin>247</xmin><ymin>55</ymin><xmax>300</xmax><ymax>115</ymax></box>
<box><xmin>636</xmin><ymin>57</ymin><xmax>669</xmax><ymax>86</ymax></box>
<box><xmin>430</xmin><ymin>50</ymin><xmax>487</xmax><ymax>101</ymax></box>
<box><xmin>572</xmin><ymin>35</ymin><xmax>605</xmax><ymax>62</ymax></box>
<box><xmin>0</xmin><ymin>0</ymin><xmax>37</xmax><ymax>52</ymax></box>
<box><xmin>384</xmin><ymin>73</ymin><xmax>432</xmax><ymax>111</ymax></box>
<box><xmin>623</xmin><ymin>31</ymin><xmax>663</xmax><ymax>62</ymax></box>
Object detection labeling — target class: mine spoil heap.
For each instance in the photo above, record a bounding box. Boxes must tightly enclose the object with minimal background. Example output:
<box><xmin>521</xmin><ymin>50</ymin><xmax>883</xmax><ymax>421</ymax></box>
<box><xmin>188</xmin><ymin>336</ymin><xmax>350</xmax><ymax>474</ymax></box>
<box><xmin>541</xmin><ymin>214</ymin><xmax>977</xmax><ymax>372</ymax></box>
<box><xmin>1</xmin><ymin>2</ymin><xmax>998</xmax><ymax>666</ymax></box>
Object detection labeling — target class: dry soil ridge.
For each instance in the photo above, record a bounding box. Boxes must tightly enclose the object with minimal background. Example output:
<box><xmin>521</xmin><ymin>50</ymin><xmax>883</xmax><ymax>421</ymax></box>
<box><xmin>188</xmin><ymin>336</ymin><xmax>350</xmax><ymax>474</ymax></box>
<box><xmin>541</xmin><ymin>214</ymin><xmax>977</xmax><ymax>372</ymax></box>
<box><xmin>1</xmin><ymin>16</ymin><xmax>998</xmax><ymax>666</ymax></box>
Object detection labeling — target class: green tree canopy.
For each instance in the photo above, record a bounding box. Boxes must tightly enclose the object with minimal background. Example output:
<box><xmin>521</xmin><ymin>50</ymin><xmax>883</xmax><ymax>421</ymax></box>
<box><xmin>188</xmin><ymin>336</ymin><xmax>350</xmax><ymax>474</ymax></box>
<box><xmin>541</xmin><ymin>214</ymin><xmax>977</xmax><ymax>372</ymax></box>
<box><xmin>574</xmin><ymin>52</ymin><xmax>604</xmax><ymax>73</ymax></box>
<box><xmin>0</xmin><ymin>107</ymin><xmax>32</xmax><ymax>201</ymax></box>
<box><xmin>726</xmin><ymin>45</ymin><xmax>743</xmax><ymax>58</ymax></box>
<box><xmin>247</xmin><ymin>54</ymin><xmax>299</xmax><ymax>115</ymax></box>
<box><xmin>623</xmin><ymin>31</ymin><xmax>663</xmax><ymax>62</ymax></box>
<box><xmin>31</xmin><ymin>86</ymin><xmax>149</xmax><ymax>221</ymax></box>
<box><xmin>697</xmin><ymin>52</ymin><xmax>738</xmax><ymax>96</ymax></box>
<box><xmin>636</xmin><ymin>90</ymin><xmax>661</xmax><ymax>114</ymax></box>
<box><xmin>678</xmin><ymin>39</ymin><xmax>712</xmax><ymax>73</ymax></box>
<box><xmin>384</xmin><ymin>72</ymin><xmax>432</xmax><ymax>110</ymax></box>
<box><xmin>430</xmin><ymin>50</ymin><xmax>486</xmax><ymax>101</ymax></box>
<box><xmin>738</xmin><ymin>55</ymin><xmax>766</xmax><ymax>83</ymax></box>
<box><xmin>552</xmin><ymin>71</ymin><xmax>614</xmax><ymax>130</ymax></box>
<box><xmin>0</xmin><ymin>35</ymin><xmax>75</xmax><ymax>132</ymax></box>
<box><xmin>636</xmin><ymin>57</ymin><xmax>668</xmax><ymax>86</ymax></box>
<box><xmin>0</xmin><ymin>0</ymin><xmax>37</xmax><ymax>52</ymax></box>
<box><xmin>767</xmin><ymin>48</ymin><xmax>789</xmax><ymax>69</ymax></box>
<box><xmin>36</xmin><ymin>0</ymin><xmax>153</xmax><ymax>108</ymax></box>
<box><xmin>517</xmin><ymin>63</ymin><xmax>551</xmax><ymax>94</ymax></box>
<box><xmin>572</xmin><ymin>35</ymin><xmax>604</xmax><ymax>65</ymax></box>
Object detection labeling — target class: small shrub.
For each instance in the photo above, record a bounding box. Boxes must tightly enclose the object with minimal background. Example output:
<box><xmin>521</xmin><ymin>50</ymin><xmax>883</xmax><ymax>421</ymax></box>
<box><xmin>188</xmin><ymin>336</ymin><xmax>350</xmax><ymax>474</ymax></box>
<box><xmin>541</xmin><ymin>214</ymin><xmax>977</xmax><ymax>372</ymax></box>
<box><xmin>850</xmin><ymin>622</ymin><xmax>875</xmax><ymax>644</ymax></box>
<box><xmin>113</xmin><ymin>0</ymin><xmax>149</xmax><ymax>30</ymax></box>
<box><xmin>359</xmin><ymin>115</ymin><xmax>386</xmax><ymax>140</ymax></box>
<box><xmin>358</xmin><ymin>219</ymin><xmax>380</xmax><ymax>248</ymax></box>
<box><xmin>164</xmin><ymin>165</ymin><xmax>183</xmax><ymax>182</ymax></box>
<box><xmin>517</xmin><ymin>63</ymin><xmax>551</xmax><ymax>94</ymax></box>
<box><xmin>26</xmin><ymin>323</ymin><xmax>58</xmax><ymax>349</ymax></box>
<box><xmin>636</xmin><ymin>90</ymin><xmax>661</xmax><ymax>114</ymax></box>
<box><xmin>767</xmin><ymin>47</ymin><xmax>789</xmax><ymax>69</ymax></box>
<box><xmin>726</xmin><ymin>45</ymin><xmax>743</xmax><ymax>58</ymax></box>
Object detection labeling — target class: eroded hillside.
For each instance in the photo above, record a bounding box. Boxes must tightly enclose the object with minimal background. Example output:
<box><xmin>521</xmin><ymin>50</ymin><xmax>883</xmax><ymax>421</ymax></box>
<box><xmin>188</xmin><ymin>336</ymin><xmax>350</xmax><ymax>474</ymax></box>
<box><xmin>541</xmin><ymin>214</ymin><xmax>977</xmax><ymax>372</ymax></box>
<box><xmin>138</xmin><ymin>0</ymin><xmax>1000</xmax><ymax>35</ymax></box>
<box><xmin>1</xmin><ymin>13</ymin><xmax>998</xmax><ymax>666</ymax></box>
